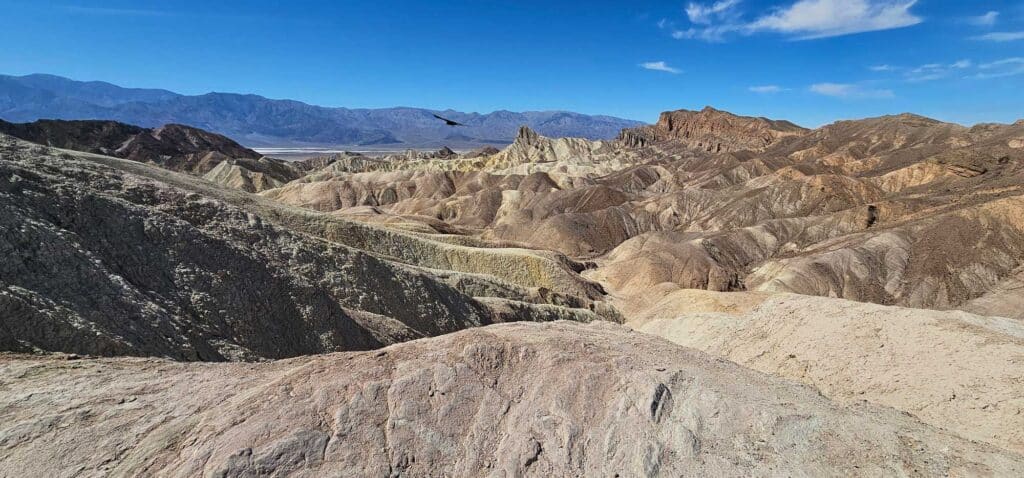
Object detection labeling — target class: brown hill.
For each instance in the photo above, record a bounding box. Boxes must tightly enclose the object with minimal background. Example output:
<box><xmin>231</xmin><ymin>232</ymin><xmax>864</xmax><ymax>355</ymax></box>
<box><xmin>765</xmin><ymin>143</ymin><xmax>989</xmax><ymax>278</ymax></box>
<box><xmin>619</xmin><ymin>106</ymin><xmax>807</xmax><ymax>152</ymax></box>
<box><xmin>261</xmin><ymin>111</ymin><xmax>1024</xmax><ymax>318</ymax></box>
<box><xmin>0</xmin><ymin>119</ymin><xmax>260</xmax><ymax>173</ymax></box>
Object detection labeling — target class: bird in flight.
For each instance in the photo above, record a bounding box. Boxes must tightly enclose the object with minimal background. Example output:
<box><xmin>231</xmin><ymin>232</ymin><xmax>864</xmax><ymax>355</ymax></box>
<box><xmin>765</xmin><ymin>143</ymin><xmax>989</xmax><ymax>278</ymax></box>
<box><xmin>432</xmin><ymin>113</ymin><xmax>465</xmax><ymax>126</ymax></box>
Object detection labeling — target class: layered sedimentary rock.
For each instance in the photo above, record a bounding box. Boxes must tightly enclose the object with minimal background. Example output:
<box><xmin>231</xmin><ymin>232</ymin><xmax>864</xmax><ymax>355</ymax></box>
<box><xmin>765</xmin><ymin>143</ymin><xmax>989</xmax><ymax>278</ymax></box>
<box><xmin>202</xmin><ymin>157</ymin><xmax>303</xmax><ymax>192</ymax></box>
<box><xmin>619</xmin><ymin>106</ymin><xmax>807</xmax><ymax>152</ymax></box>
<box><xmin>0</xmin><ymin>135</ymin><xmax>608</xmax><ymax>360</ymax></box>
<box><xmin>261</xmin><ymin>112</ymin><xmax>1024</xmax><ymax>318</ymax></box>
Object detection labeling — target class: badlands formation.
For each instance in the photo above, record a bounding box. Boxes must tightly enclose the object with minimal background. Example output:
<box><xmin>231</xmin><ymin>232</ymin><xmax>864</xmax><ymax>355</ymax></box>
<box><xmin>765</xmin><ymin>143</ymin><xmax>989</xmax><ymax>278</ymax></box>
<box><xmin>2</xmin><ymin>106</ymin><xmax>1024</xmax><ymax>475</ymax></box>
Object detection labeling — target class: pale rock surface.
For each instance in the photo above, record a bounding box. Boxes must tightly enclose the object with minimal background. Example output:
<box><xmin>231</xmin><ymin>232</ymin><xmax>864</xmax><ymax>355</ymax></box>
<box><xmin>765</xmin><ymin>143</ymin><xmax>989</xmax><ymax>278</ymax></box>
<box><xmin>638</xmin><ymin>293</ymin><xmax>1024</xmax><ymax>454</ymax></box>
<box><xmin>2</xmin><ymin>321</ymin><xmax>1022</xmax><ymax>477</ymax></box>
<box><xmin>201</xmin><ymin>157</ymin><xmax>303</xmax><ymax>192</ymax></box>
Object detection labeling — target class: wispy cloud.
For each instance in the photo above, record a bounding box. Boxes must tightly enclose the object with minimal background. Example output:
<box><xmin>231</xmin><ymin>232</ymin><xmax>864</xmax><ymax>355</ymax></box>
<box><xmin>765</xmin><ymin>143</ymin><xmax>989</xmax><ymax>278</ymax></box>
<box><xmin>873</xmin><ymin>58</ymin><xmax>1022</xmax><ymax>81</ymax></box>
<box><xmin>671</xmin><ymin>0</ymin><xmax>922</xmax><ymax>42</ymax></box>
<box><xmin>686</xmin><ymin>0</ymin><xmax>742</xmax><ymax>24</ymax></box>
<box><xmin>972</xmin><ymin>31</ymin><xmax>1024</xmax><ymax>42</ymax></box>
<box><xmin>639</xmin><ymin>61</ymin><xmax>682</xmax><ymax>74</ymax></box>
<box><xmin>966</xmin><ymin>11</ymin><xmax>999</xmax><ymax>27</ymax></box>
<box><xmin>904</xmin><ymin>59</ymin><xmax>972</xmax><ymax>82</ymax></box>
<box><xmin>973</xmin><ymin>58</ymin><xmax>1024</xmax><ymax>79</ymax></box>
<box><xmin>671</xmin><ymin>0</ymin><xmax>744</xmax><ymax>41</ymax></box>
<box><xmin>810</xmin><ymin>82</ymin><xmax>894</xmax><ymax>99</ymax></box>
<box><xmin>749</xmin><ymin>85</ymin><xmax>784</xmax><ymax>93</ymax></box>
<box><xmin>671</xmin><ymin>25</ymin><xmax>740</xmax><ymax>42</ymax></box>
<box><xmin>59</xmin><ymin>5</ymin><xmax>174</xmax><ymax>16</ymax></box>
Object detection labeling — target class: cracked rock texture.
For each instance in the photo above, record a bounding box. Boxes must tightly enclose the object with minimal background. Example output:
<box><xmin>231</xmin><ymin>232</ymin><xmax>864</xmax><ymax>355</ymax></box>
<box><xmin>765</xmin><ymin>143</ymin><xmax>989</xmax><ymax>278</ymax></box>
<box><xmin>638</xmin><ymin>292</ymin><xmax>1024</xmax><ymax>455</ymax></box>
<box><xmin>2</xmin><ymin>321</ymin><xmax>1022</xmax><ymax>477</ymax></box>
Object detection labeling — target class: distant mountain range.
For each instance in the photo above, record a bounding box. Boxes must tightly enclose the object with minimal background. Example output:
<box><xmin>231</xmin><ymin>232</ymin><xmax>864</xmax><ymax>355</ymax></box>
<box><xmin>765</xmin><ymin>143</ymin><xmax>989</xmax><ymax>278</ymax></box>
<box><xmin>0</xmin><ymin>74</ymin><xmax>644</xmax><ymax>148</ymax></box>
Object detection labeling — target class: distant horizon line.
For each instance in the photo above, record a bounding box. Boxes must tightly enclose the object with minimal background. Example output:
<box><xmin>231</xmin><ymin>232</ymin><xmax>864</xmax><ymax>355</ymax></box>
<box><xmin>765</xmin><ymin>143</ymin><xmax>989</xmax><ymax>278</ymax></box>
<box><xmin>1</xmin><ymin>72</ymin><xmax>649</xmax><ymax>122</ymax></box>
<box><xmin>4</xmin><ymin>72</ymin><xmax>1023</xmax><ymax>129</ymax></box>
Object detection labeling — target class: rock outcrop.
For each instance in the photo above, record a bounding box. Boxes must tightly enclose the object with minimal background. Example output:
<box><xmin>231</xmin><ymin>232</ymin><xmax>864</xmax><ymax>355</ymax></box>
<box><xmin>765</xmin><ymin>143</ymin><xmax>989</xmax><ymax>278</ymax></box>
<box><xmin>2</xmin><ymin>321</ymin><xmax>1022</xmax><ymax>476</ymax></box>
<box><xmin>491</xmin><ymin>125</ymin><xmax>614</xmax><ymax>165</ymax></box>
<box><xmin>639</xmin><ymin>293</ymin><xmax>1024</xmax><ymax>455</ymax></box>
<box><xmin>463</xmin><ymin>145</ymin><xmax>501</xmax><ymax>158</ymax></box>
<box><xmin>620</xmin><ymin>106</ymin><xmax>807</xmax><ymax>152</ymax></box>
<box><xmin>202</xmin><ymin>157</ymin><xmax>303</xmax><ymax>192</ymax></box>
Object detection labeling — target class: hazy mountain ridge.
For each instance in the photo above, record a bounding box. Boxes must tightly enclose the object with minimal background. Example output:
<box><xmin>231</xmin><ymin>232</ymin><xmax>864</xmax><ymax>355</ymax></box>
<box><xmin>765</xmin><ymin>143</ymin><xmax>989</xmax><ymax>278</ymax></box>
<box><xmin>0</xmin><ymin>74</ymin><xmax>644</xmax><ymax>148</ymax></box>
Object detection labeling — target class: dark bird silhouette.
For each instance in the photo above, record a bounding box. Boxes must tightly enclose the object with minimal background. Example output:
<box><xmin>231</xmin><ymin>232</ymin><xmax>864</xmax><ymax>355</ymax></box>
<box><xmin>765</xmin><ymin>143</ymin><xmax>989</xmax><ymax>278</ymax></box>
<box><xmin>432</xmin><ymin>113</ymin><xmax>465</xmax><ymax>126</ymax></box>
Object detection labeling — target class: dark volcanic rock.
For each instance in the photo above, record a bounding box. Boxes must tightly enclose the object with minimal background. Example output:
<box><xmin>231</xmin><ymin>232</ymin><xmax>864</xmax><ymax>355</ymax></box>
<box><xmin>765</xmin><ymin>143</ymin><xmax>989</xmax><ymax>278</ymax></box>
<box><xmin>0</xmin><ymin>119</ymin><xmax>145</xmax><ymax>154</ymax></box>
<box><xmin>0</xmin><ymin>119</ymin><xmax>259</xmax><ymax>173</ymax></box>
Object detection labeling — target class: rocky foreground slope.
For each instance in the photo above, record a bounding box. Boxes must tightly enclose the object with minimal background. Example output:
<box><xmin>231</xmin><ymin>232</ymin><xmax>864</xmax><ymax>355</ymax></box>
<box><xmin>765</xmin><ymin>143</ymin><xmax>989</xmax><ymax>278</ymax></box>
<box><xmin>0</xmin><ymin>134</ymin><xmax>607</xmax><ymax>360</ymax></box>
<box><xmin>3</xmin><ymin>321</ymin><xmax>1022</xmax><ymax>477</ymax></box>
<box><xmin>637</xmin><ymin>292</ymin><xmax>1024</xmax><ymax>455</ymax></box>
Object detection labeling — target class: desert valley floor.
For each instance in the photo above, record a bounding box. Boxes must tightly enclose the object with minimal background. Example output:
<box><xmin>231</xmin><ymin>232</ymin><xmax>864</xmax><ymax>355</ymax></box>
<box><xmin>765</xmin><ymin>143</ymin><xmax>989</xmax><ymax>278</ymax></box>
<box><xmin>2</xmin><ymin>107</ymin><xmax>1024</xmax><ymax>476</ymax></box>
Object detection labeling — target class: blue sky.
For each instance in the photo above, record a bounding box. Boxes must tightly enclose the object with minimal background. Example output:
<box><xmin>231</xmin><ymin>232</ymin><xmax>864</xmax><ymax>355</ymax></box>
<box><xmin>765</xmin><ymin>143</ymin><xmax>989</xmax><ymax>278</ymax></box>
<box><xmin>1</xmin><ymin>0</ymin><xmax>1022</xmax><ymax>126</ymax></box>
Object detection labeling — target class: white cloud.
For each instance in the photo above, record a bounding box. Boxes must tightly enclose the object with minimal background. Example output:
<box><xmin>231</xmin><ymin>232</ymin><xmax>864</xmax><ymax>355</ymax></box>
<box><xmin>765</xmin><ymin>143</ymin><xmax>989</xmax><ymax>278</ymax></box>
<box><xmin>749</xmin><ymin>85</ymin><xmax>784</xmax><ymax>93</ymax></box>
<box><xmin>967</xmin><ymin>11</ymin><xmax>999</xmax><ymax>27</ymax></box>
<box><xmin>972</xmin><ymin>31</ymin><xmax>1024</xmax><ymax>42</ymax></box>
<box><xmin>748</xmin><ymin>0</ymin><xmax>922</xmax><ymax>40</ymax></box>
<box><xmin>904</xmin><ymin>59</ymin><xmax>973</xmax><ymax>82</ymax></box>
<box><xmin>981</xmin><ymin>58</ymin><xmax>1024</xmax><ymax>68</ymax></box>
<box><xmin>974</xmin><ymin>58</ymin><xmax>1024</xmax><ymax>79</ymax></box>
<box><xmin>870</xmin><ymin>58</ymin><xmax>1020</xmax><ymax>82</ymax></box>
<box><xmin>810</xmin><ymin>82</ymin><xmax>894</xmax><ymax>98</ymax></box>
<box><xmin>671</xmin><ymin>25</ymin><xmax>740</xmax><ymax>42</ymax></box>
<box><xmin>686</xmin><ymin>0</ymin><xmax>742</xmax><ymax>24</ymax></box>
<box><xmin>639</xmin><ymin>61</ymin><xmax>682</xmax><ymax>74</ymax></box>
<box><xmin>672</xmin><ymin>0</ymin><xmax>921</xmax><ymax>42</ymax></box>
